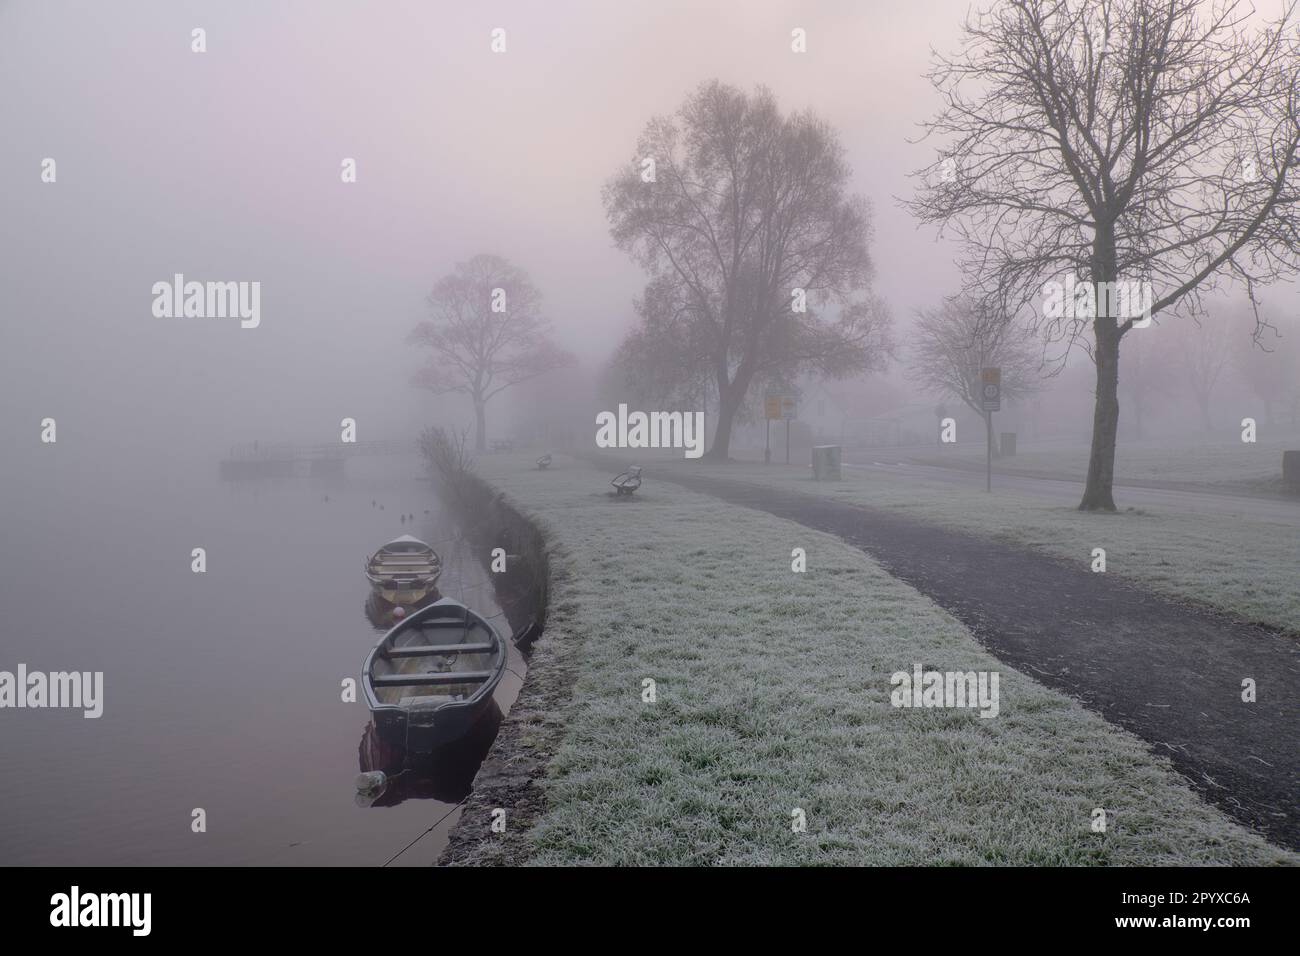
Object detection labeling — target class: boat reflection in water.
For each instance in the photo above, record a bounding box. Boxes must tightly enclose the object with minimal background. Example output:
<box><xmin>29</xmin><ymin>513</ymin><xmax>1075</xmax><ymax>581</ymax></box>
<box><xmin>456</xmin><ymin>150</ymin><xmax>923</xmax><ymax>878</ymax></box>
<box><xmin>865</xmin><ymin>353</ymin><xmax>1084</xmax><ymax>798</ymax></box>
<box><xmin>354</xmin><ymin>595</ymin><xmax>517</xmax><ymax>811</ymax></box>
<box><xmin>353</xmin><ymin>509</ymin><xmax>530</xmax><ymax>819</ymax></box>
<box><xmin>355</xmin><ymin>702</ymin><xmax>503</xmax><ymax>808</ymax></box>
<box><xmin>363</xmin><ymin>590</ymin><xmax>441</xmax><ymax>631</ymax></box>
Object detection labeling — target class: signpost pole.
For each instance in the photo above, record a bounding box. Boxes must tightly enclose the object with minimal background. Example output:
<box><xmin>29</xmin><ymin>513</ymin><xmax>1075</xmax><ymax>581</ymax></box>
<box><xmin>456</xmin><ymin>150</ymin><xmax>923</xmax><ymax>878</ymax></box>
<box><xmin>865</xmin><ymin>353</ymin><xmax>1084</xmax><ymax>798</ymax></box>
<box><xmin>986</xmin><ymin>411</ymin><xmax>992</xmax><ymax>493</ymax></box>
<box><xmin>980</xmin><ymin>367</ymin><xmax>1001</xmax><ymax>493</ymax></box>
<box><xmin>766</xmin><ymin>394</ymin><xmax>796</xmax><ymax>465</ymax></box>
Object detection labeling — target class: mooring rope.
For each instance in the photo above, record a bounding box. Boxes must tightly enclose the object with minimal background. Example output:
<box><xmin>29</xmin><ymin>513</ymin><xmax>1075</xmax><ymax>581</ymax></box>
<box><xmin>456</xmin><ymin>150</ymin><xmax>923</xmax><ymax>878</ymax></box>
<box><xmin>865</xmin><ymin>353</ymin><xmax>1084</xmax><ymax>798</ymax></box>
<box><xmin>381</xmin><ymin>796</ymin><xmax>470</xmax><ymax>867</ymax></box>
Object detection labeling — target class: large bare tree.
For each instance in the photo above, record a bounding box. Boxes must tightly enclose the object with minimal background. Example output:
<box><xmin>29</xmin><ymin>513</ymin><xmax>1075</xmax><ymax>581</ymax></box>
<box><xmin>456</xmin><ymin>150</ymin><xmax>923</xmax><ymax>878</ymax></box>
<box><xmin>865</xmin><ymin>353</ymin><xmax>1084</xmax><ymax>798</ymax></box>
<box><xmin>605</xmin><ymin>81</ymin><xmax>892</xmax><ymax>460</ymax></box>
<box><xmin>909</xmin><ymin>297</ymin><xmax>1045</xmax><ymax>454</ymax></box>
<box><xmin>909</xmin><ymin>0</ymin><xmax>1300</xmax><ymax>509</ymax></box>
<box><xmin>409</xmin><ymin>254</ymin><xmax>574</xmax><ymax>451</ymax></box>
<box><xmin>1172</xmin><ymin>311</ymin><xmax>1234</xmax><ymax>431</ymax></box>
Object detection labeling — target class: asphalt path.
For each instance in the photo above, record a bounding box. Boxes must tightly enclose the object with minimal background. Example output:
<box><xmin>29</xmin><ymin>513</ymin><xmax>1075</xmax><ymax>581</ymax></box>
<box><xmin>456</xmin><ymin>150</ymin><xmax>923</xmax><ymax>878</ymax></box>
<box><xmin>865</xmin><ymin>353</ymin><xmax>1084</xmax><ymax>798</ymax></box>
<box><xmin>637</xmin><ymin>463</ymin><xmax>1300</xmax><ymax>851</ymax></box>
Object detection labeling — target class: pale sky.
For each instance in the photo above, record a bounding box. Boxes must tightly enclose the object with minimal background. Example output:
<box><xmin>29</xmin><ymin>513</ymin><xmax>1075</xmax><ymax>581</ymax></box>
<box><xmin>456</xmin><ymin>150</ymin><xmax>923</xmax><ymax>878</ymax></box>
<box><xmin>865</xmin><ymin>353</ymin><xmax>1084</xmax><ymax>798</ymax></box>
<box><xmin>1</xmin><ymin>0</ymin><xmax>1293</xmax><ymax>467</ymax></box>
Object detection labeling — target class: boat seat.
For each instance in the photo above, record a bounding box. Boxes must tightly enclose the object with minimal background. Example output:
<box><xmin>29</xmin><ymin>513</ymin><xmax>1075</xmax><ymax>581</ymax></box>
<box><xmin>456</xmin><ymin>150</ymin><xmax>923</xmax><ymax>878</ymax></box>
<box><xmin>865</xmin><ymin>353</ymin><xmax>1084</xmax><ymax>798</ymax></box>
<box><xmin>398</xmin><ymin>694</ymin><xmax>458</xmax><ymax>709</ymax></box>
<box><xmin>385</xmin><ymin>642</ymin><xmax>496</xmax><ymax>658</ymax></box>
<box><xmin>371</xmin><ymin>671</ymin><xmax>494</xmax><ymax>688</ymax></box>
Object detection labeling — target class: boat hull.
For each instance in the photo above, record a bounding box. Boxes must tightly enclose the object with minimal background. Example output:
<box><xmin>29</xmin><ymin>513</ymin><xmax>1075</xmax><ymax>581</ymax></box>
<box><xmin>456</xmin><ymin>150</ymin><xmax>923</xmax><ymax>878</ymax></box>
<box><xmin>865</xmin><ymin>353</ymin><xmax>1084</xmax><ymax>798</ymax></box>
<box><xmin>372</xmin><ymin>700</ymin><xmax>492</xmax><ymax>752</ymax></box>
<box><xmin>361</xmin><ymin>598</ymin><xmax>508</xmax><ymax>754</ymax></box>
<box><xmin>365</xmin><ymin>535</ymin><xmax>442</xmax><ymax>606</ymax></box>
<box><xmin>375</xmin><ymin>583</ymin><xmax>436</xmax><ymax>605</ymax></box>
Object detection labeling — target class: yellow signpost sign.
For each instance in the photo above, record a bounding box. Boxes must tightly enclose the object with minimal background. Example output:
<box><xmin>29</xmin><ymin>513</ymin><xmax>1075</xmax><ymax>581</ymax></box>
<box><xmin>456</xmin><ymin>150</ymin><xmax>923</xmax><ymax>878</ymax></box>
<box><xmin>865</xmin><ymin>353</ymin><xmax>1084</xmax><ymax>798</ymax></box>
<box><xmin>764</xmin><ymin>395</ymin><xmax>797</xmax><ymax>420</ymax></box>
<box><xmin>980</xmin><ymin>367</ymin><xmax>1002</xmax><ymax>411</ymax></box>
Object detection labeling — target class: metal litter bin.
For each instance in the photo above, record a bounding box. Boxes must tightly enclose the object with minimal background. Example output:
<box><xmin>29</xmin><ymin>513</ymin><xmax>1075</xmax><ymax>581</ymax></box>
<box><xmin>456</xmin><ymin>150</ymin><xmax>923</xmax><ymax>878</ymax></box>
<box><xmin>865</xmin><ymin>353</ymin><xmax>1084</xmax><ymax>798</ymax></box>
<box><xmin>812</xmin><ymin>445</ymin><xmax>841</xmax><ymax>481</ymax></box>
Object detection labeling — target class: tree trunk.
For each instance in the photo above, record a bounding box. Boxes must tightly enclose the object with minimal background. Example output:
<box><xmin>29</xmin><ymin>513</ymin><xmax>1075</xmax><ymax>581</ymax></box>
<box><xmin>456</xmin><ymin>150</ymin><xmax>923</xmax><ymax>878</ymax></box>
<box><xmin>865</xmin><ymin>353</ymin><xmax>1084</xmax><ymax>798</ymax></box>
<box><xmin>706</xmin><ymin>384</ymin><xmax>742</xmax><ymax>460</ymax></box>
<box><xmin>1080</xmin><ymin>321</ymin><xmax>1121</xmax><ymax>511</ymax></box>
<box><xmin>706</xmin><ymin>361</ymin><xmax>754</xmax><ymax>462</ymax></box>
<box><xmin>474</xmin><ymin>400</ymin><xmax>487</xmax><ymax>452</ymax></box>
<box><xmin>1080</xmin><ymin>227</ymin><xmax>1123</xmax><ymax>512</ymax></box>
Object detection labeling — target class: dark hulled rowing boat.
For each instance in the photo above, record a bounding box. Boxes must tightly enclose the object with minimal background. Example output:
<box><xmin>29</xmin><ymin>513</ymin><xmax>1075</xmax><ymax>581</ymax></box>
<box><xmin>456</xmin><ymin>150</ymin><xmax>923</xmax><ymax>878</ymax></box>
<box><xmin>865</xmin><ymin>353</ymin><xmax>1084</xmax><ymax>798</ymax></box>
<box><xmin>361</xmin><ymin>598</ymin><xmax>507</xmax><ymax>752</ymax></box>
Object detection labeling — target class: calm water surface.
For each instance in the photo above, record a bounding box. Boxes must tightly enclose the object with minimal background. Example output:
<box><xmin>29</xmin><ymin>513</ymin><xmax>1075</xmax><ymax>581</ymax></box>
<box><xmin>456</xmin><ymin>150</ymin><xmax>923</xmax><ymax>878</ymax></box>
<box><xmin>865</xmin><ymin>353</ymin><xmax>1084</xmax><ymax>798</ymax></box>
<box><xmin>0</xmin><ymin>453</ymin><xmax>521</xmax><ymax>865</ymax></box>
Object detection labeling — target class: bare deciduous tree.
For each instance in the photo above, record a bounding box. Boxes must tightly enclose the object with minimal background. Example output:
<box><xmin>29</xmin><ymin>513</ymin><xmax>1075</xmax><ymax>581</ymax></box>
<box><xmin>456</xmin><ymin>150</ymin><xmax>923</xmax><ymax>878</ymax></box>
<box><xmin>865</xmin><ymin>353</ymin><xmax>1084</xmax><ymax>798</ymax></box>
<box><xmin>1117</xmin><ymin>325</ymin><xmax>1177</xmax><ymax>439</ymax></box>
<box><xmin>409</xmin><ymin>254</ymin><xmax>574</xmax><ymax>451</ymax></box>
<box><xmin>605</xmin><ymin>81</ymin><xmax>892</xmax><ymax>460</ymax></box>
<box><xmin>419</xmin><ymin>425</ymin><xmax>475</xmax><ymax>483</ymax></box>
<box><xmin>1233</xmin><ymin>314</ymin><xmax>1297</xmax><ymax>426</ymax></box>
<box><xmin>612</xmin><ymin>274</ymin><xmax>716</xmax><ymax>411</ymax></box>
<box><xmin>909</xmin><ymin>0</ymin><xmax>1300</xmax><ymax>509</ymax></box>
<box><xmin>909</xmin><ymin>297</ymin><xmax>1044</xmax><ymax>454</ymax></box>
<box><xmin>1172</xmin><ymin>312</ymin><xmax>1234</xmax><ymax>432</ymax></box>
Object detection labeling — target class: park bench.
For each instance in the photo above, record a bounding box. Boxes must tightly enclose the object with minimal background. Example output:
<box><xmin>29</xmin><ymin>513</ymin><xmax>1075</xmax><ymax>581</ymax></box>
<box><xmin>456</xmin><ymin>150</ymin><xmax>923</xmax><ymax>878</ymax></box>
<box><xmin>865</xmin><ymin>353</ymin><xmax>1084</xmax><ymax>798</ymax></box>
<box><xmin>611</xmin><ymin>465</ymin><xmax>643</xmax><ymax>496</ymax></box>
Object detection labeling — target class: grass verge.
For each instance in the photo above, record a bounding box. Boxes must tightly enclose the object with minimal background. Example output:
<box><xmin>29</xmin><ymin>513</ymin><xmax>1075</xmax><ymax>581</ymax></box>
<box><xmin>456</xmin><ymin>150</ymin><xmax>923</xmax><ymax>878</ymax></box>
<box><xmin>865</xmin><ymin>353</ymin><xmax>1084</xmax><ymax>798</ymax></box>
<box><xmin>662</xmin><ymin>456</ymin><xmax>1300</xmax><ymax>636</ymax></box>
<box><xmin>450</xmin><ymin>452</ymin><xmax>1292</xmax><ymax>865</ymax></box>
<box><xmin>905</xmin><ymin>432</ymin><xmax>1300</xmax><ymax>492</ymax></box>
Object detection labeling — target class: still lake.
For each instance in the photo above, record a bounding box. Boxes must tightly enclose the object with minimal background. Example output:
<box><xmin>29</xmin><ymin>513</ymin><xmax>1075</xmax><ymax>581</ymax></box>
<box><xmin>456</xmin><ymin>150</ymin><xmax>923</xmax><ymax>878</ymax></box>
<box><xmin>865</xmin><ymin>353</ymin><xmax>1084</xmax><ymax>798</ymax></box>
<box><xmin>0</xmin><ymin>452</ymin><xmax>520</xmax><ymax>865</ymax></box>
